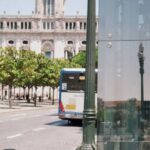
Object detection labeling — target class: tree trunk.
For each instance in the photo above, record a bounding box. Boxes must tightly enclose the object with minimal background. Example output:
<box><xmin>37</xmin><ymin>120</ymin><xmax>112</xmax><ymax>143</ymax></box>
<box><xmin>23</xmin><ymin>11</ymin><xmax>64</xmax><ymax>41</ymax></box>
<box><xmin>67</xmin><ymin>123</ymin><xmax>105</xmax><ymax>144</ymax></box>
<box><xmin>18</xmin><ymin>87</ymin><xmax>21</xmax><ymax>100</ymax></box>
<box><xmin>34</xmin><ymin>87</ymin><xmax>37</xmax><ymax>107</ymax></box>
<box><xmin>31</xmin><ymin>87</ymin><xmax>34</xmax><ymax>99</ymax></box>
<box><xmin>41</xmin><ymin>86</ymin><xmax>44</xmax><ymax>102</ymax></box>
<box><xmin>52</xmin><ymin>88</ymin><xmax>55</xmax><ymax>105</ymax></box>
<box><xmin>49</xmin><ymin>86</ymin><xmax>51</xmax><ymax>100</ymax></box>
<box><xmin>23</xmin><ymin>87</ymin><xmax>26</xmax><ymax>100</ymax></box>
<box><xmin>13</xmin><ymin>87</ymin><xmax>16</xmax><ymax>100</ymax></box>
<box><xmin>27</xmin><ymin>86</ymin><xmax>30</xmax><ymax>103</ymax></box>
<box><xmin>1</xmin><ymin>84</ymin><xmax>4</xmax><ymax>101</ymax></box>
<box><xmin>8</xmin><ymin>85</ymin><xmax>12</xmax><ymax>109</ymax></box>
<box><xmin>5</xmin><ymin>89</ymin><xmax>7</xmax><ymax>100</ymax></box>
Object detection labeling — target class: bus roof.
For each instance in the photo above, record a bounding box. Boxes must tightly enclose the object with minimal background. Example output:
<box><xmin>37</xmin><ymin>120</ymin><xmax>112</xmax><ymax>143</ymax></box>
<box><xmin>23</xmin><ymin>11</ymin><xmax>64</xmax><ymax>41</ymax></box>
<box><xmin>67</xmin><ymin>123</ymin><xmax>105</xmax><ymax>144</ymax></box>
<box><xmin>61</xmin><ymin>68</ymin><xmax>98</xmax><ymax>73</ymax></box>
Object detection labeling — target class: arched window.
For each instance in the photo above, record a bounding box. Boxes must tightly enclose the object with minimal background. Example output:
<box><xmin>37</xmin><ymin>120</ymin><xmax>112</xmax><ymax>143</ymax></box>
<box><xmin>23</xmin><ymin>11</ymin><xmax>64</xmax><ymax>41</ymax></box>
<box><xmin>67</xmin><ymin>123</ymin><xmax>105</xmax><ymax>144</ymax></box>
<box><xmin>68</xmin><ymin>41</ymin><xmax>73</xmax><ymax>45</ymax></box>
<box><xmin>25</xmin><ymin>22</ymin><xmax>27</xmax><ymax>29</ymax></box>
<box><xmin>69</xmin><ymin>22</ymin><xmax>72</xmax><ymax>29</ymax></box>
<box><xmin>51</xmin><ymin>22</ymin><xmax>54</xmax><ymax>29</ymax></box>
<box><xmin>29</xmin><ymin>22</ymin><xmax>32</xmax><ymax>29</ymax></box>
<box><xmin>22</xmin><ymin>40</ymin><xmax>29</xmax><ymax>45</ymax></box>
<box><xmin>21</xmin><ymin>22</ymin><xmax>24</xmax><ymax>29</ymax></box>
<box><xmin>45</xmin><ymin>51</ymin><xmax>54</xmax><ymax>58</ymax></box>
<box><xmin>65</xmin><ymin>22</ymin><xmax>68</xmax><ymax>29</ymax></box>
<box><xmin>0</xmin><ymin>22</ymin><xmax>3</xmax><ymax>29</ymax></box>
<box><xmin>84</xmin><ymin>22</ymin><xmax>86</xmax><ymax>30</ymax></box>
<box><xmin>82</xmin><ymin>41</ymin><xmax>86</xmax><ymax>45</ymax></box>
<box><xmin>42</xmin><ymin>41</ymin><xmax>54</xmax><ymax>59</ymax></box>
<box><xmin>14</xmin><ymin>22</ymin><xmax>17</xmax><ymax>29</ymax></box>
<box><xmin>8</xmin><ymin>40</ymin><xmax>14</xmax><ymax>44</ymax></box>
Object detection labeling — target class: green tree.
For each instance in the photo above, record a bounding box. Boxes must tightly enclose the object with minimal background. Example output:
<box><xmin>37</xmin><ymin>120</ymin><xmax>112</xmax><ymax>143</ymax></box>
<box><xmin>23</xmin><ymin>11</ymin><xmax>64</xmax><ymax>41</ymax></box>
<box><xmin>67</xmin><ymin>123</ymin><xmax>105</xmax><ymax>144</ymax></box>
<box><xmin>0</xmin><ymin>48</ymin><xmax>6</xmax><ymax>101</ymax></box>
<box><xmin>48</xmin><ymin>59</ymin><xmax>64</xmax><ymax>105</ymax></box>
<box><xmin>71</xmin><ymin>51</ymin><xmax>86</xmax><ymax>67</ymax></box>
<box><xmin>71</xmin><ymin>48</ymin><xmax>98</xmax><ymax>68</ymax></box>
<box><xmin>34</xmin><ymin>54</ymin><xmax>50</xmax><ymax>103</ymax></box>
<box><xmin>16</xmin><ymin>49</ymin><xmax>38</xmax><ymax>103</ymax></box>
<box><xmin>0</xmin><ymin>46</ymin><xmax>82</xmax><ymax>108</ymax></box>
<box><xmin>0</xmin><ymin>47</ymin><xmax>18</xmax><ymax>108</ymax></box>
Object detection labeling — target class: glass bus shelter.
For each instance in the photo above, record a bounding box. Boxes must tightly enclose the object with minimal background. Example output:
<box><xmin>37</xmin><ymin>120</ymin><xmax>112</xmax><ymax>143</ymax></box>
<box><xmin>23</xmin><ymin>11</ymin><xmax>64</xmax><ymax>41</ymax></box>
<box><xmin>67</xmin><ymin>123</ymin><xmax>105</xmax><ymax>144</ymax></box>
<box><xmin>98</xmin><ymin>0</ymin><xmax>150</xmax><ymax>149</ymax></box>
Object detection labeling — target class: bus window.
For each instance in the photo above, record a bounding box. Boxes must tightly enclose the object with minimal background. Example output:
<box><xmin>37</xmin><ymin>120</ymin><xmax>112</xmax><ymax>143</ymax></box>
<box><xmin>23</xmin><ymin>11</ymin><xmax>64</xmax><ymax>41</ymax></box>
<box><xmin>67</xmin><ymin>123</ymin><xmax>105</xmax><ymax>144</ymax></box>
<box><xmin>62</xmin><ymin>73</ymin><xmax>85</xmax><ymax>91</ymax></box>
<box><xmin>62</xmin><ymin>83</ymin><xmax>67</xmax><ymax>91</ymax></box>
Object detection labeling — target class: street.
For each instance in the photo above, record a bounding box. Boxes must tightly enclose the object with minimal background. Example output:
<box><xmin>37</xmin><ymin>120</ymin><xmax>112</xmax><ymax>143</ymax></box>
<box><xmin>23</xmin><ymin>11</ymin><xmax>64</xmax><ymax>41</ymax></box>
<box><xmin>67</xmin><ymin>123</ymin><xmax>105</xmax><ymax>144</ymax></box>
<box><xmin>0</xmin><ymin>107</ymin><xmax>82</xmax><ymax>150</ymax></box>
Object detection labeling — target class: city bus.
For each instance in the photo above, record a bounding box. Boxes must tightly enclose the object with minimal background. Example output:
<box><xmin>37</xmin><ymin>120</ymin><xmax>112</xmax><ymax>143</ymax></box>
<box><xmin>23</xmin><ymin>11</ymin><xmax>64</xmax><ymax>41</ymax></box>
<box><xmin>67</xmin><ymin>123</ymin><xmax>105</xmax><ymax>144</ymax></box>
<box><xmin>58</xmin><ymin>68</ymin><xmax>97</xmax><ymax>121</ymax></box>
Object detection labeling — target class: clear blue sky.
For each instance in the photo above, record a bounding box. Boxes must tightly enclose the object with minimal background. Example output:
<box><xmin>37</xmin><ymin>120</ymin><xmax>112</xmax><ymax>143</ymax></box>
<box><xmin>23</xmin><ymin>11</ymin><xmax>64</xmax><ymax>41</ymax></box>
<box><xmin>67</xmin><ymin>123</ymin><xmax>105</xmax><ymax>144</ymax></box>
<box><xmin>0</xmin><ymin>0</ymin><xmax>98</xmax><ymax>15</ymax></box>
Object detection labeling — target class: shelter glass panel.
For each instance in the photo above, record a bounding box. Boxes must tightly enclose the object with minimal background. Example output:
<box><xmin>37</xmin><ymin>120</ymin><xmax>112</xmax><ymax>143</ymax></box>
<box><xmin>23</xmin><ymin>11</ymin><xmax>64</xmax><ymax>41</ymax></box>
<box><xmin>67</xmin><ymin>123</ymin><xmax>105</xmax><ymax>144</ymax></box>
<box><xmin>98</xmin><ymin>0</ymin><xmax>150</xmax><ymax>149</ymax></box>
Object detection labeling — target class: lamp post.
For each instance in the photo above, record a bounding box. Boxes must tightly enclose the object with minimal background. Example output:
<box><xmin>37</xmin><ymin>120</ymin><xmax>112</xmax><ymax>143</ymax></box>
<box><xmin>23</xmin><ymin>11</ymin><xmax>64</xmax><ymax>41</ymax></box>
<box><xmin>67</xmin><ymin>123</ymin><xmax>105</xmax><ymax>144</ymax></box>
<box><xmin>77</xmin><ymin>0</ymin><xmax>96</xmax><ymax>149</ymax></box>
<box><xmin>138</xmin><ymin>43</ymin><xmax>144</xmax><ymax>109</ymax></box>
<box><xmin>138</xmin><ymin>43</ymin><xmax>145</xmax><ymax>140</ymax></box>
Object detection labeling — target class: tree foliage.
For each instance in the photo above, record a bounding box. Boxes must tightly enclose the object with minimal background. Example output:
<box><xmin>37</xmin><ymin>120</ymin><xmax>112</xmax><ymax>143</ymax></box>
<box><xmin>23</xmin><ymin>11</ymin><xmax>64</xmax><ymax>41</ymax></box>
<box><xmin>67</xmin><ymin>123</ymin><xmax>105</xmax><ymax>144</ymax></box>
<box><xmin>71</xmin><ymin>48</ymin><xmax>98</xmax><ymax>68</ymax></box>
<box><xmin>0</xmin><ymin>47</ymin><xmax>81</xmax><ymax>107</ymax></box>
<box><xmin>71</xmin><ymin>51</ymin><xmax>86</xmax><ymax>67</ymax></box>
<box><xmin>0</xmin><ymin>47</ymin><xmax>18</xmax><ymax>108</ymax></box>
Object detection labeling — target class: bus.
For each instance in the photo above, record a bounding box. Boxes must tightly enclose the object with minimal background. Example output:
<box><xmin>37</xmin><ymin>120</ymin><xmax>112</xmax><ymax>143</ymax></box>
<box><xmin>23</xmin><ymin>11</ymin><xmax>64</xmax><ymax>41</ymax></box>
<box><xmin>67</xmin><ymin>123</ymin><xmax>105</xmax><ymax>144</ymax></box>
<box><xmin>58</xmin><ymin>68</ymin><xmax>97</xmax><ymax>121</ymax></box>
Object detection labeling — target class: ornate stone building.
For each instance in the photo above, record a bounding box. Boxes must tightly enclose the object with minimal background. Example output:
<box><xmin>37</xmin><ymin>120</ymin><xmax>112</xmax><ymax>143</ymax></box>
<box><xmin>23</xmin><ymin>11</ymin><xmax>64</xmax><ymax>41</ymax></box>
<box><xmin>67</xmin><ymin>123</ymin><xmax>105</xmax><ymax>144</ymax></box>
<box><xmin>0</xmin><ymin>0</ymin><xmax>98</xmax><ymax>59</ymax></box>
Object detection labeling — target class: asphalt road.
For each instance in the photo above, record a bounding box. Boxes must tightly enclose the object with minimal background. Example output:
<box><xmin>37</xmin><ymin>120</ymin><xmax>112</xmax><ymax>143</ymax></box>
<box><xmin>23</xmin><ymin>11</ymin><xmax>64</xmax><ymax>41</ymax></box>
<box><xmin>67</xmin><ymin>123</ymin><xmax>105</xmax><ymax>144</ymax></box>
<box><xmin>0</xmin><ymin>108</ymin><xmax>82</xmax><ymax>150</ymax></box>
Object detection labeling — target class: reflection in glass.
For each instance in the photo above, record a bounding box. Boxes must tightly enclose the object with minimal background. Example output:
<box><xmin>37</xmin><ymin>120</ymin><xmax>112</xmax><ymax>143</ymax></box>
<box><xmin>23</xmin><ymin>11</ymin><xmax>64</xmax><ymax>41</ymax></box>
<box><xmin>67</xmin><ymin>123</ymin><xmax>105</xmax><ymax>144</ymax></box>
<box><xmin>98</xmin><ymin>0</ymin><xmax>150</xmax><ymax>149</ymax></box>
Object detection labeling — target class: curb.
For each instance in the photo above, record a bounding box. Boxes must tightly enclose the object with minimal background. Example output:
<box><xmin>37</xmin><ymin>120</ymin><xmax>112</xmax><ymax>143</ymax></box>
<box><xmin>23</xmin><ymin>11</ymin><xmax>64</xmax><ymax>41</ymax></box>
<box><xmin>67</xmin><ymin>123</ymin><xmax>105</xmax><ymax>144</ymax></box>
<box><xmin>0</xmin><ymin>104</ymin><xmax>58</xmax><ymax>114</ymax></box>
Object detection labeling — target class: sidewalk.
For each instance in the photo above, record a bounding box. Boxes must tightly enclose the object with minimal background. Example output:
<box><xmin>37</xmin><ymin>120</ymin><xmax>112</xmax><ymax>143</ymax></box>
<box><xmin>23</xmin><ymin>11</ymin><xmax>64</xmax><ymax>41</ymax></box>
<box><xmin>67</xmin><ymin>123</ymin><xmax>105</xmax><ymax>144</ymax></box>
<box><xmin>0</xmin><ymin>99</ymin><xmax>58</xmax><ymax>113</ymax></box>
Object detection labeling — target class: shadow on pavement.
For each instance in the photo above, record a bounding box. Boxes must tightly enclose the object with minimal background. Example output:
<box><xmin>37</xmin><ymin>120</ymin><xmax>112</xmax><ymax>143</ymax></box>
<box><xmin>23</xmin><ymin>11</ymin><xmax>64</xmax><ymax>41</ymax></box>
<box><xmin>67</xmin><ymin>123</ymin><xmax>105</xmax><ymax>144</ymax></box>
<box><xmin>15</xmin><ymin>104</ymin><xmax>42</xmax><ymax>107</ymax></box>
<box><xmin>0</xmin><ymin>107</ymin><xmax>16</xmax><ymax>109</ymax></box>
<box><xmin>3</xmin><ymin>149</ymin><xmax>16</xmax><ymax>150</ymax></box>
<box><xmin>45</xmin><ymin>120</ymin><xmax>82</xmax><ymax>127</ymax></box>
<box><xmin>48</xmin><ymin>113</ymin><xmax>58</xmax><ymax>116</ymax></box>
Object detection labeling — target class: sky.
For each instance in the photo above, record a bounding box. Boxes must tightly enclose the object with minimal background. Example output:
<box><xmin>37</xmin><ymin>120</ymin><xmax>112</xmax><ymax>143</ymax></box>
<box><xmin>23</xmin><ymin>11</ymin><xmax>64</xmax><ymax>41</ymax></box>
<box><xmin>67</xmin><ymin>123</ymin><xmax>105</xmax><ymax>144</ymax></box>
<box><xmin>0</xmin><ymin>0</ymin><xmax>98</xmax><ymax>15</ymax></box>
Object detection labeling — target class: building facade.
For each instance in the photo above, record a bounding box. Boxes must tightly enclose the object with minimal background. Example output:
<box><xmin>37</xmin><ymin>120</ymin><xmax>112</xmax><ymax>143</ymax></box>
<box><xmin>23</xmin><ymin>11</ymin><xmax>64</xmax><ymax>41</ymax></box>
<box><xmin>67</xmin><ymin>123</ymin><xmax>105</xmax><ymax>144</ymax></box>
<box><xmin>0</xmin><ymin>0</ymin><xmax>98</xmax><ymax>59</ymax></box>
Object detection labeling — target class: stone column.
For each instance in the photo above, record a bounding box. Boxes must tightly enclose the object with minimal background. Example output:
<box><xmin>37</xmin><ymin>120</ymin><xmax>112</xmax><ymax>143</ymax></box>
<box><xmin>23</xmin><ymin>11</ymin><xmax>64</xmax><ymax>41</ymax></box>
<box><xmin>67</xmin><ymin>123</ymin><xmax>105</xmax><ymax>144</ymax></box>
<box><xmin>3</xmin><ymin>21</ymin><xmax>7</xmax><ymax>30</ymax></box>
<box><xmin>76</xmin><ymin>21</ymin><xmax>80</xmax><ymax>31</ymax></box>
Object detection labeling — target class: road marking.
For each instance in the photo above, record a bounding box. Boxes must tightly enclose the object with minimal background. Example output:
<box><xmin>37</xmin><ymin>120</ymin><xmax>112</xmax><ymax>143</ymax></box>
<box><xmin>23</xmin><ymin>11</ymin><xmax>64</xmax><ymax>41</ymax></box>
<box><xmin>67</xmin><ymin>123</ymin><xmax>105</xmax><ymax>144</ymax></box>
<box><xmin>33</xmin><ymin>127</ymin><xmax>46</xmax><ymax>132</ymax></box>
<box><xmin>11</xmin><ymin>117</ymin><xmax>23</xmax><ymax>121</ymax></box>
<box><xmin>11</xmin><ymin>114</ymin><xmax>41</xmax><ymax>121</ymax></box>
<box><xmin>31</xmin><ymin>115</ymin><xmax>41</xmax><ymax>118</ymax></box>
<box><xmin>7</xmin><ymin>133</ymin><xmax>23</xmax><ymax>139</ymax></box>
<box><xmin>44</xmin><ymin>113</ymin><xmax>51</xmax><ymax>115</ymax></box>
<box><xmin>11</xmin><ymin>113</ymin><xmax>27</xmax><ymax>117</ymax></box>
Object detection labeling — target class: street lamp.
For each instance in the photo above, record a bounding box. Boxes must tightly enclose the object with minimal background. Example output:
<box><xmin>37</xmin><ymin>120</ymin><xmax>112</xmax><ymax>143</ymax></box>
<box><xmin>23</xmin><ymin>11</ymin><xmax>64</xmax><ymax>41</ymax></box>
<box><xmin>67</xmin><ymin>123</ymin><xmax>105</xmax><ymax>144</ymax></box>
<box><xmin>138</xmin><ymin>43</ymin><xmax>144</xmax><ymax>106</ymax></box>
<box><xmin>77</xmin><ymin>0</ymin><xmax>96</xmax><ymax>150</ymax></box>
<box><xmin>138</xmin><ymin>43</ymin><xmax>145</xmax><ymax>140</ymax></box>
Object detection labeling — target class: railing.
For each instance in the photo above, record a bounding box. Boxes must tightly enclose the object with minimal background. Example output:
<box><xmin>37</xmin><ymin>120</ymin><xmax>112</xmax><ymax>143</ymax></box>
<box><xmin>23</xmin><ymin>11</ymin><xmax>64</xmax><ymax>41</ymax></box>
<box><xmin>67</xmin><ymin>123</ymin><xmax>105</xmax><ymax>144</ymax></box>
<box><xmin>0</xmin><ymin>28</ymin><xmax>90</xmax><ymax>33</ymax></box>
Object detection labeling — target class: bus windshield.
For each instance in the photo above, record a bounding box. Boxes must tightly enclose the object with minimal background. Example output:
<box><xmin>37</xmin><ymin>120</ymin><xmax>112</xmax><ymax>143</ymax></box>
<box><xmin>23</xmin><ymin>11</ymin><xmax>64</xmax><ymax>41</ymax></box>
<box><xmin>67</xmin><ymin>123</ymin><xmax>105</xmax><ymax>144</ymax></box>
<box><xmin>61</xmin><ymin>72</ymin><xmax>97</xmax><ymax>92</ymax></box>
<box><xmin>62</xmin><ymin>73</ymin><xmax>85</xmax><ymax>91</ymax></box>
